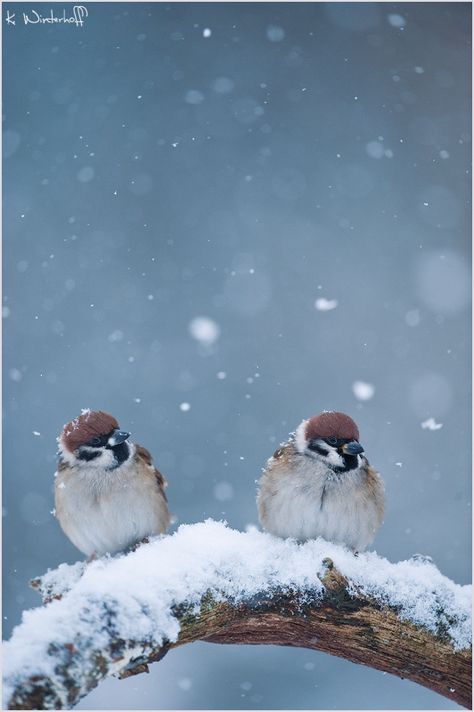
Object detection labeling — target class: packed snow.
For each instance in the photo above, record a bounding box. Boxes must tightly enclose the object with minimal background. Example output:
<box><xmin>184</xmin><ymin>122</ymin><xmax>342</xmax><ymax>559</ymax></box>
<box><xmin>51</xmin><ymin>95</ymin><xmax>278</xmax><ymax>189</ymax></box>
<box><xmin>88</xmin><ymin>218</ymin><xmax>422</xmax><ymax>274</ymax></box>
<box><xmin>3</xmin><ymin>520</ymin><xmax>471</xmax><ymax>707</ymax></box>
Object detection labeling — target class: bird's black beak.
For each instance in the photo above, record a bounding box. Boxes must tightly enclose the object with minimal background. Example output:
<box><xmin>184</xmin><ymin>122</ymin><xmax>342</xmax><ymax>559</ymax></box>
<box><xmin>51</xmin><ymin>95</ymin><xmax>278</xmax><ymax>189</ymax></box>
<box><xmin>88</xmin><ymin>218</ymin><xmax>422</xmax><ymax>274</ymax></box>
<box><xmin>342</xmin><ymin>440</ymin><xmax>364</xmax><ymax>455</ymax></box>
<box><xmin>108</xmin><ymin>429</ymin><xmax>131</xmax><ymax>446</ymax></box>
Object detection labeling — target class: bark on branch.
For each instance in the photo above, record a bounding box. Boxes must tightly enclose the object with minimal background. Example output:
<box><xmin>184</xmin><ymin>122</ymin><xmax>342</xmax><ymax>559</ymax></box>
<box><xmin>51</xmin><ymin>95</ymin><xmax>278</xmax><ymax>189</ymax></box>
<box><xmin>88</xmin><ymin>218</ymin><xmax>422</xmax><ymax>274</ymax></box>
<box><xmin>3</xmin><ymin>523</ymin><xmax>472</xmax><ymax>710</ymax></box>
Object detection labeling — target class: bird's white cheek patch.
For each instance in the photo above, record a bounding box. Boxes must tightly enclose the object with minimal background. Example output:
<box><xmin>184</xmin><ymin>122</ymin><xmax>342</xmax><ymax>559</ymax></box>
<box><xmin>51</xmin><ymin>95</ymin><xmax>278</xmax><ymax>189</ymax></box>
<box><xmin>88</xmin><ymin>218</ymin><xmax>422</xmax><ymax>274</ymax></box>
<box><xmin>57</xmin><ymin>442</ymin><xmax>78</xmax><ymax>467</ymax></box>
<box><xmin>325</xmin><ymin>448</ymin><xmax>344</xmax><ymax>468</ymax></box>
<box><xmin>303</xmin><ymin>441</ymin><xmax>344</xmax><ymax>469</ymax></box>
<box><xmin>78</xmin><ymin>448</ymin><xmax>116</xmax><ymax>469</ymax></box>
<box><xmin>294</xmin><ymin>420</ymin><xmax>309</xmax><ymax>453</ymax></box>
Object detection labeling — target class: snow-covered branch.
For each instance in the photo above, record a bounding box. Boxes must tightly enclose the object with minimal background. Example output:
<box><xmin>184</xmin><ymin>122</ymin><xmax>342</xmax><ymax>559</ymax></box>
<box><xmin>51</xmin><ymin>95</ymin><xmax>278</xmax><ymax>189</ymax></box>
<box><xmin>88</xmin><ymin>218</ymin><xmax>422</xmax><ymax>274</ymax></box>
<box><xmin>4</xmin><ymin>521</ymin><xmax>472</xmax><ymax>710</ymax></box>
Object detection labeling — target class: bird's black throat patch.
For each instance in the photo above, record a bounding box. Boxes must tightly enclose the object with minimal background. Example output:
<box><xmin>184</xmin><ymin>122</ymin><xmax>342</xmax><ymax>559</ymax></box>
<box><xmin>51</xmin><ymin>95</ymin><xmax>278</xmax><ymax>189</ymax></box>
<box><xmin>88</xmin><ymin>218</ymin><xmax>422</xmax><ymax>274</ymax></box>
<box><xmin>107</xmin><ymin>441</ymin><xmax>130</xmax><ymax>468</ymax></box>
<box><xmin>74</xmin><ymin>441</ymin><xmax>130</xmax><ymax>468</ymax></box>
<box><xmin>306</xmin><ymin>441</ymin><xmax>360</xmax><ymax>473</ymax></box>
<box><xmin>332</xmin><ymin>453</ymin><xmax>359</xmax><ymax>473</ymax></box>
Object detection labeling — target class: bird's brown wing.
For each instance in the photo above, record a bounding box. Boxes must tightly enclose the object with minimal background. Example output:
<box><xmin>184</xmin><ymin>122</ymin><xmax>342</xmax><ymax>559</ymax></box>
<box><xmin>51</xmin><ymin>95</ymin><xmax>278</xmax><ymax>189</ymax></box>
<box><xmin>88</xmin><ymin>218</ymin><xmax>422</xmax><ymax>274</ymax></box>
<box><xmin>269</xmin><ymin>442</ymin><xmax>295</xmax><ymax>466</ymax></box>
<box><xmin>361</xmin><ymin>460</ymin><xmax>385</xmax><ymax>524</ymax></box>
<box><xmin>135</xmin><ymin>444</ymin><xmax>168</xmax><ymax>500</ymax></box>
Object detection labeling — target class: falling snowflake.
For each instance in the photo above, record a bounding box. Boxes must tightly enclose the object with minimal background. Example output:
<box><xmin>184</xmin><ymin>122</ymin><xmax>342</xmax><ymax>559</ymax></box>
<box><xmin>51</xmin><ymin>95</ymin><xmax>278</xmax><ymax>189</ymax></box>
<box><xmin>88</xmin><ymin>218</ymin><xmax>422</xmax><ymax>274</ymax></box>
<box><xmin>387</xmin><ymin>13</ymin><xmax>406</xmax><ymax>28</ymax></box>
<box><xmin>213</xmin><ymin>481</ymin><xmax>234</xmax><ymax>502</ymax></box>
<box><xmin>352</xmin><ymin>381</ymin><xmax>375</xmax><ymax>401</ymax></box>
<box><xmin>421</xmin><ymin>418</ymin><xmax>443</xmax><ymax>431</ymax></box>
<box><xmin>188</xmin><ymin>316</ymin><xmax>220</xmax><ymax>345</ymax></box>
<box><xmin>314</xmin><ymin>298</ymin><xmax>338</xmax><ymax>311</ymax></box>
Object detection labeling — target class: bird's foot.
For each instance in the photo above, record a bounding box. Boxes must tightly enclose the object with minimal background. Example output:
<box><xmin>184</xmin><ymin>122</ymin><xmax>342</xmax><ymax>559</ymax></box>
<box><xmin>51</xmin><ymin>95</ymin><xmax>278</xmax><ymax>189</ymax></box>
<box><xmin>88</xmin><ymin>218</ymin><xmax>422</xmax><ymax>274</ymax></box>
<box><xmin>127</xmin><ymin>536</ymin><xmax>150</xmax><ymax>554</ymax></box>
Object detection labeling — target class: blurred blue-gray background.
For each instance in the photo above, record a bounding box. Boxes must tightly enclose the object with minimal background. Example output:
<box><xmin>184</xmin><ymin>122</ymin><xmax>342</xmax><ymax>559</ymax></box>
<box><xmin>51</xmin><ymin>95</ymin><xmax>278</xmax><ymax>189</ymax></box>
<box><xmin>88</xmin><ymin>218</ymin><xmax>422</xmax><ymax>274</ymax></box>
<box><xmin>3</xmin><ymin>2</ymin><xmax>471</xmax><ymax>708</ymax></box>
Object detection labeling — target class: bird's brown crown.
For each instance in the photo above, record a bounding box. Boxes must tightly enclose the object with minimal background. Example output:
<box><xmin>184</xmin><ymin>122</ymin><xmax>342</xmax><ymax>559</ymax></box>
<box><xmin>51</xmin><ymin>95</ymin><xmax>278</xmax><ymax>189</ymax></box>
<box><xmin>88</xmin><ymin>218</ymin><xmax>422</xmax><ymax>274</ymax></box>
<box><xmin>61</xmin><ymin>410</ymin><xmax>119</xmax><ymax>452</ymax></box>
<box><xmin>305</xmin><ymin>411</ymin><xmax>359</xmax><ymax>441</ymax></box>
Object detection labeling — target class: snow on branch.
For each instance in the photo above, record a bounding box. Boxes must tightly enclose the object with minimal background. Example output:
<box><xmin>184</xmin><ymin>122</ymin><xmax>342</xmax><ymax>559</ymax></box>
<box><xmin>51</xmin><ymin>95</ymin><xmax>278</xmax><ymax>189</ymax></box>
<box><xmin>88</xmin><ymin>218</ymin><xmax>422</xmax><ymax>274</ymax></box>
<box><xmin>4</xmin><ymin>520</ymin><xmax>472</xmax><ymax>710</ymax></box>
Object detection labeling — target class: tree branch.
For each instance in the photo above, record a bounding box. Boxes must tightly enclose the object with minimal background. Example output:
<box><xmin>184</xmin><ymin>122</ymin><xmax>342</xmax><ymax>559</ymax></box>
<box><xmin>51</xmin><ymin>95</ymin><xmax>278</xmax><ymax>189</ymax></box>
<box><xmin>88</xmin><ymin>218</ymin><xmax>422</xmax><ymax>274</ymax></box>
<box><xmin>4</xmin><ymin>521</ymin><xmax>471</xmax><ymax>710</ymax></box>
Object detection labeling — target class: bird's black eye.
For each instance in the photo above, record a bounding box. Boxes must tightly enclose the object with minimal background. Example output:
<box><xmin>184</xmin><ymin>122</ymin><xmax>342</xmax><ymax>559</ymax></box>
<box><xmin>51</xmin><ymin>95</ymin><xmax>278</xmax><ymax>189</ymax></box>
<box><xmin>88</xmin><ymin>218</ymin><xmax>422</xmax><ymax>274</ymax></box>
<box><xmin>90</xmin><ymin>436</ymin><xmax>102</xmax><ymax>447</ymax></box>
<box><xmin>326</xmin><ymin>437</ymin><xmax>338</xmax><ymax>446</ymax></box>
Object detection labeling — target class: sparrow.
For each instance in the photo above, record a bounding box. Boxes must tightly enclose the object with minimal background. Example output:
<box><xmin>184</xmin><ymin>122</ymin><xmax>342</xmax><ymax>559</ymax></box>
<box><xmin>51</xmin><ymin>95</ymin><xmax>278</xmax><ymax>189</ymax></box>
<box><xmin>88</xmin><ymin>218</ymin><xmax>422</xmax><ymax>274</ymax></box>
<box><xmin>55</xmin><ymin>409</ymin><xmax>171</xmax><ymax>557</ymax></box>
<box><xmin>257</xmin><ymin>411</ymin><xmax>384</xmax><ymax>551</ymax></box>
